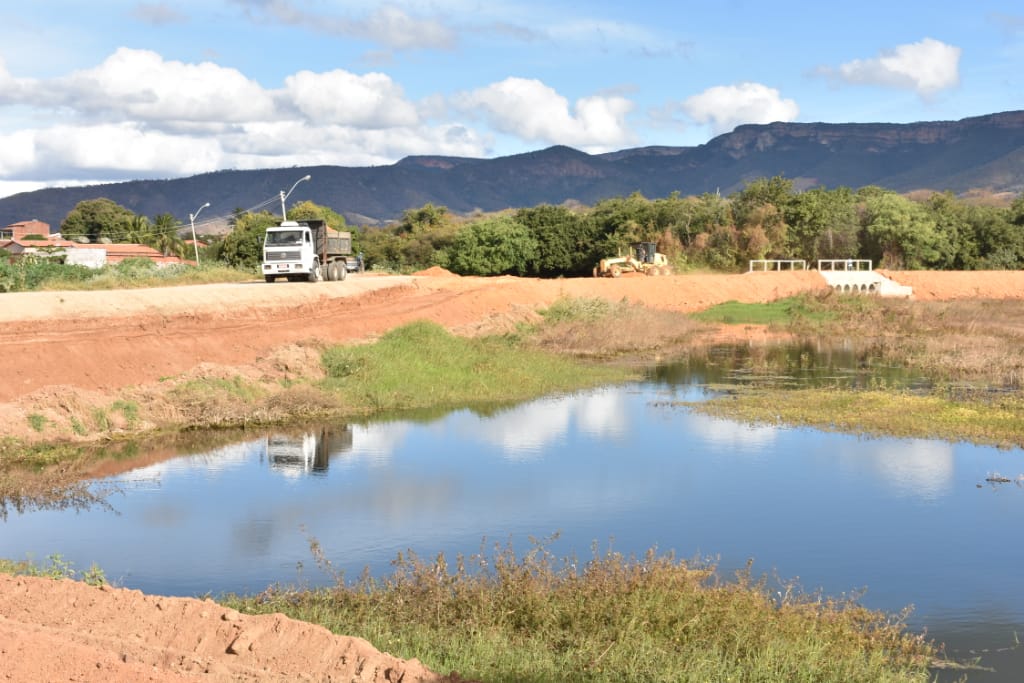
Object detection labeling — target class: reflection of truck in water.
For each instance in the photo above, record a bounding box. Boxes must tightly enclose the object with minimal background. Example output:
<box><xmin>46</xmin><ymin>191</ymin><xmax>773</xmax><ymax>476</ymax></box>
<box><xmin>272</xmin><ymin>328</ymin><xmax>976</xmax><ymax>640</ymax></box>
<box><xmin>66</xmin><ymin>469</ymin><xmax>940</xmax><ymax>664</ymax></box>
<box><xmin>265</xmin><ymin>426</ymin><xmax>353</xmax><ymax>475</ymax></box>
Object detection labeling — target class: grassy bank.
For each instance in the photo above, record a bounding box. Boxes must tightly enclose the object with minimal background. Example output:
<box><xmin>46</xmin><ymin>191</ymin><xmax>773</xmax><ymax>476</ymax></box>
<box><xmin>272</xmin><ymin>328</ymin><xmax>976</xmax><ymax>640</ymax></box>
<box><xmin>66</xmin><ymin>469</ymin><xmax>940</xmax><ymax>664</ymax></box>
<box><xmin>686</xmin><ymin>294</ymin><xmax>1024</xmax><ymax>445</ymax></box>
<box><xmin>688</xmin><ymin>387</ymin><xmax>1024</xmax><ymax>449</ymax></box>
<box><xmin>222</xmin><ymin>542</ymin><xmax>937</xmax><ymax>683</ymax></box>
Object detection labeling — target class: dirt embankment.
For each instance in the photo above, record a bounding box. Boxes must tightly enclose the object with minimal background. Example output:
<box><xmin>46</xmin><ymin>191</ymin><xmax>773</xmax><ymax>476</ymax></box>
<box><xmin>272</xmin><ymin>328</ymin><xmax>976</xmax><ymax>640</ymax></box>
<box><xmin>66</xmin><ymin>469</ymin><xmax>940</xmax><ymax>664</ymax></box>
<box><xmin>0</xmin><ymin>271</ymin><xmax>832</xmax><ymax>440</ymax></box>
<box><xmin>3</xmin><ymin>268</ymin><xmax>1024</xmax><ymax>682</ymax></box>
<box><xmin>0</xmin><ymin>573</ymin><xmax>453</xmax><ymax>682</ymax></box>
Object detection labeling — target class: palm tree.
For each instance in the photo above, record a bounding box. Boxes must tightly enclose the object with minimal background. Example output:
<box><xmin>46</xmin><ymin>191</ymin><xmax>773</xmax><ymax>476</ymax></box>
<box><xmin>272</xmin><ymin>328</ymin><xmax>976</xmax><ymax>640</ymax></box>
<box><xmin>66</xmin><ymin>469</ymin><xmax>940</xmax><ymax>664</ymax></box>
<box><xmin>149</xmin><ymin>213</ymin><xmax>186</xmax><ymax>257</ymax></box>
<box><xmin>124</xmin><ymin>214</ymin><xmax>152</xmax><ymax>244</ymax></box>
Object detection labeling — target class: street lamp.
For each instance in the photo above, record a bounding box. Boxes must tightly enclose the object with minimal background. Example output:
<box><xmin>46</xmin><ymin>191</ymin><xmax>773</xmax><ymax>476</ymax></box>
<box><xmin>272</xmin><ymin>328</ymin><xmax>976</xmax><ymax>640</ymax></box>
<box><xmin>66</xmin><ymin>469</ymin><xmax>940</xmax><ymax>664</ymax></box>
<box><xmin>280</xmin><ymin>174</ymin><xmax>311</xmax><ymax>220</ymax></box>
<box><xmin>189</xmin><ymin>202</ymin><xmax>210</xmax><ymax>265</ymax></box>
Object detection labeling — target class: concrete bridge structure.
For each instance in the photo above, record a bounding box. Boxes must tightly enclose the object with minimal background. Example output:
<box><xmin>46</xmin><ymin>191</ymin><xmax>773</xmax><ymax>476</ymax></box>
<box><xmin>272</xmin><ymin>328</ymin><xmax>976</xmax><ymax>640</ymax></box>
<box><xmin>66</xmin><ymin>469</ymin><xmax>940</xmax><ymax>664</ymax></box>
<box><xmin>749</xmin><ymin>259</ymin><xmax>914</xmax><ymax>297</ymax></box>
<box><xmin>815</xmin><ymin>259</ymin><xmax>913</xmax><ymax>297</ymax></box>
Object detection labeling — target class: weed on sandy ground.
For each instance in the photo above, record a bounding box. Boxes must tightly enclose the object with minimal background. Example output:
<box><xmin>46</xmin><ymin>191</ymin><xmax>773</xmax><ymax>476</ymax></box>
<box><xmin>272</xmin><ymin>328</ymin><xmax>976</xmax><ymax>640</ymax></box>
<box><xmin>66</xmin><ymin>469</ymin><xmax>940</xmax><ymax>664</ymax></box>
<box><xmin>224</xmin><ymin>539</ymin><xmax>938</xmax><ymax>683</ymax></box>
<box><xmin>789</xmin><ymin>293</ymin><xmax>1024</xmax><ymax>388</ymax></box>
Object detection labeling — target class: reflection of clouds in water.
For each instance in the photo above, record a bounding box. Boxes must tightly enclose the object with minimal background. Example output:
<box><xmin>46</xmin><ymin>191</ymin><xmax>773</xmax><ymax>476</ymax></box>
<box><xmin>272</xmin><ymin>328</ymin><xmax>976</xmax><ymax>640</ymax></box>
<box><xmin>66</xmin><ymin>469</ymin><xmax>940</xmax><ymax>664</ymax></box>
<box><xmin>130</xmin><ymin>438</ymin><xmax>264</xmax><ymax>480</ymax></box>
<box><xmin>458</xmin><ymin>389</ymin><xmax>628</xmax><ymax>460</ymax></box>
<box><xmin>683</xmin><ymin>412</ymin><xmax>778</xmax><ymax>454</ymax></box>
<box><xmin>576</xmin><ymin>389</ymin><xmax>629</xmax><ymax>439</ymax></box>
<box><xmin>859</xmin><ymin>439</ymin><xmax>954</xmax><ymax>501</ymax></box>
<box><xmin>345</xmin><ymin>423</ymin><xmax>409</xmax><ymax>465</ymax></box>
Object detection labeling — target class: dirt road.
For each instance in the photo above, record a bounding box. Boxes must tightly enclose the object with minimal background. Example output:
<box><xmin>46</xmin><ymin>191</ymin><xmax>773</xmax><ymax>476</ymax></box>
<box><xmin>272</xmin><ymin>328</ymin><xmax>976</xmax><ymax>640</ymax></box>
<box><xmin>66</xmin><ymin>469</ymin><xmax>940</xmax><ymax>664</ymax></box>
<box><xmin>3</xmin><ymin>268</ymin><xmax>1024</xmax><ymax>682</ymax></box>
<box><xmin>0</xmin><ymin>270</ymin><xmax>832</xmax><ymax>404</ymax></box>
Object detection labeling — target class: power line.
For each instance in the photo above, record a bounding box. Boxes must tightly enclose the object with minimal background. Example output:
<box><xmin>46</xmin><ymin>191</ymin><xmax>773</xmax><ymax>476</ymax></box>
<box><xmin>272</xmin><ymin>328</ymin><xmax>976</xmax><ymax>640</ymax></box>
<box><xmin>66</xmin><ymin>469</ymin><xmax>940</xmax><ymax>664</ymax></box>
<box><xmin>53</xmin><ymin>191</ymin><xmax>287</xmax><ymax>242</ymax></box>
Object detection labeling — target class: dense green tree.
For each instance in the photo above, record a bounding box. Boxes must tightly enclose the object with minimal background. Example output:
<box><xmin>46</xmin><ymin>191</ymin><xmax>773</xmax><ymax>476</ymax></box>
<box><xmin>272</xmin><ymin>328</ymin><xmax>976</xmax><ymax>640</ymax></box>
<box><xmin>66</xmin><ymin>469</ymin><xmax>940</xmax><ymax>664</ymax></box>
<box><xmin>861</xmin><ymin>192</ymin><xmax>944</xmax><ymax>269</ymax></box>
<box><xmin>514</xmin><ymin>204</ymin><xmax>598</xmax><ymax>276</ymax></box>
<box><xmin>701</xmin><ymin>224</ymin><xmax>742</xmax><ymax>271</ymax></box>
<box><xmin>960</xmin><ymin>204</ymin><xmax>1024</xmax><ymax>269</ymax></box>
<box><xmin>785</xmin><ymin>187</ymin><xmax>859</xmax><ymax>262</ymax></box>
<box><xmin>922</xmin><ymin>192</ymin><xmax>971</xmax><ymax>269</ymax></box>
<box><xmin>396</xmin><ymin>203</ymin><xmax>450</xmax><ymax>234</ymax></box>
<box><xmin>683</xmin><ymin>192</ymin><xmax>732</xmax><ymax>240</ymax></box>
<box><xmin>730</xmin><ymin>176</ymin><xmax>793</xmax><ymax>229</ymax></box>
<box><xmin>60</xmin><ymin>198</ymin><xmax>137</xmax><ymax>243</ymax></box>
<box><xmin>446</xmin><ymin>216</ymin><xmax>538</xmax><ymax>276</ymax></box>
<box><xmin>356</xmin><ymin>203</ymin><xmax>462</xmax><ymax>272</ymax></box>
<box><xmin>287</xmin><ymin>200</ymin><xmax>347</xmax><ymax>230</ymax></box>
<box><xmin>214</xmin><ymin>210</ymin><xmax>280</xmax><ymax>269</ymax></box>
<box><xmin>679</xmin><ymin>192</ymin><xmax>735</xmax><ymax>268</ymax></box>
<box><xmin>1009</xmin><ymin>192</ymin><xmax>1024</xmax><ymax>227</ymax></box>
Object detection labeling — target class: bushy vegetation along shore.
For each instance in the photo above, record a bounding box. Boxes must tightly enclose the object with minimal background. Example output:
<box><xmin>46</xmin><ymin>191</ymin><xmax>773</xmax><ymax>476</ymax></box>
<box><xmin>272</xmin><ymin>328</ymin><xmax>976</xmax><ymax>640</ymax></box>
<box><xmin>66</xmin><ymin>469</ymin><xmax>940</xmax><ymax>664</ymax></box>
<box><xmin>222</xmin><ymin>541</ymin><xmax>938</xmax><ymax>683</ymax></box>
<box><xmin>687</xmin><ymin>293</ymin><xmax>1024</xmax><ymax>447</ymax></box>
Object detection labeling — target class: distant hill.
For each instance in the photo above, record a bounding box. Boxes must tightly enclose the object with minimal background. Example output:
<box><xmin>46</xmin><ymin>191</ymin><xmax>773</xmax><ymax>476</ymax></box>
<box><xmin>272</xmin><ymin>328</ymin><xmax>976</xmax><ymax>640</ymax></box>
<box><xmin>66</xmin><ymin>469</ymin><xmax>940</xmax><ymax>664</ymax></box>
<box><xmin>3</xmin><ymin>110</ymin><xmax>1023</xmax><ymax>232</ymax></box>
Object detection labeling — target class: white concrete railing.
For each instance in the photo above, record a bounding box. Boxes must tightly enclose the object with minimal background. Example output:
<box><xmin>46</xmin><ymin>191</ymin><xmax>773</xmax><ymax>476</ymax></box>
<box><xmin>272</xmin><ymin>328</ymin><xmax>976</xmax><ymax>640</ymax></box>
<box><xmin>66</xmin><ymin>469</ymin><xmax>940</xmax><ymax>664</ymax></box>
<box><xmin>748</xmin><ymin>259</ymin><xmax>807</xmax><ymax>272</ymax></box>
<box><xmin>818</xmin><ymin>259</ymin><xmax>873</xmax><ymax>272</ymax></box>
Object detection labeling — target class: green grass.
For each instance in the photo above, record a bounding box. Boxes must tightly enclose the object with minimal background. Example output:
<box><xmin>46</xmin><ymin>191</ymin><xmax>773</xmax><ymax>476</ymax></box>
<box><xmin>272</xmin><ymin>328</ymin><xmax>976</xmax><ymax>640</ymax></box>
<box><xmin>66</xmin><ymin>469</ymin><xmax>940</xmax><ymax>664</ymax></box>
<box><xmin>687</xmin><ymin>387</ymin><xmax>1024</xmax><ymax>449</ymax></box>
<box><xmin>222</xmin><ymin>541</ymin><xmax>937</xmax><ymax>683</ymax></box>
<box><xmin>37</xmin><ymin>261</ymin><xmax>255</xmax><ymax>291</ymax></box>
<box><xmin>539</xmin><ymin>296</ymin><xmax>621</xmax><ymax>324</ymax></box>
<box><xmin>690</xmin><ymin>296</ymin><xmax>830</xmax><ymax>326</ymax></box>
<box><xmin>0</xmin><ymin>553</ymin><xmax>106</xmax><ymax>586</ymax></box>
<box><xmin>0</xmin><ymin>438</ymin><xmax>84</xmax><ymax>470</ymax></box>
<box><xmin>321</xmin><ymin>320</ymin><xmax>632</xmax><ymax>413</ymax></box>
<box><xmin>26</xmin><ymin>413</ymin><xmax>47</xmax><ymax>432</ymax></box>
<box><xmin>111</xmin><ymin>399</ymin><xmax>140</xmax><ymax>427</ymax></box>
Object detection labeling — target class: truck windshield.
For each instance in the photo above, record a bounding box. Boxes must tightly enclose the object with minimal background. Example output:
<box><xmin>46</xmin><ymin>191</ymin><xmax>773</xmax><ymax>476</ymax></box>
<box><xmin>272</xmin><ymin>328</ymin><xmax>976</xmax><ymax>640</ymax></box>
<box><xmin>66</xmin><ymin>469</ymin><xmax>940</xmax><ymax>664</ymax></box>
<box><xmin>266</xmin><ymin>230</ymin><xmax>302</xmax><ymax>246</ymax></box>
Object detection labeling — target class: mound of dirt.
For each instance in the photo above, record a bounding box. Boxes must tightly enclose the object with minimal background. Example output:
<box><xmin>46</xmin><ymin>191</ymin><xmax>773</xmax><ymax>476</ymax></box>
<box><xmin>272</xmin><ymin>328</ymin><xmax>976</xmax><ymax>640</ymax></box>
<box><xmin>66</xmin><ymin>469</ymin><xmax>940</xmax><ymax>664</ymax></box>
<box><xmin>0</xmin><ymin>573</ymin><xmax>455</xmax><ymax>682</ymax></box>
<box><xmin>410</xmin><ymin>266</ymin><xmax>458</xmax><ymax>277</ymax></box>
<box><xmin>878</xmin><ymin>269</ymin><xmax>1024</xmax><ymax>301</ymax></box>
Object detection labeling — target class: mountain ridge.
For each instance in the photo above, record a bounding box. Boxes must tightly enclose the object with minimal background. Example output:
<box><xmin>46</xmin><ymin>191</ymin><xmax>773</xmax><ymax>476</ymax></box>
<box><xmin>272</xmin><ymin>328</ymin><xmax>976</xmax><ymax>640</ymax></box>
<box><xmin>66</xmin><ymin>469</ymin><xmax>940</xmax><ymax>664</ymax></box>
<box><xmin>2</xmin><ymin>110</ymin><xmax>1023</xmax><ymax>231</ymax></box>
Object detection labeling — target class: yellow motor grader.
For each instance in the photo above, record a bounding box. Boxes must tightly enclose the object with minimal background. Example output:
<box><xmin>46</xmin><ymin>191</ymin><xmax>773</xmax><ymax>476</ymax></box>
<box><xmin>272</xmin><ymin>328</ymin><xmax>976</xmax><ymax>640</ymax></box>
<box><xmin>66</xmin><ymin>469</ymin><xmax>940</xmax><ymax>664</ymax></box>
<box><xmin>593</xmin><ymin>242</ymin><xmax>671</xmax><ymax>277</ymax></box>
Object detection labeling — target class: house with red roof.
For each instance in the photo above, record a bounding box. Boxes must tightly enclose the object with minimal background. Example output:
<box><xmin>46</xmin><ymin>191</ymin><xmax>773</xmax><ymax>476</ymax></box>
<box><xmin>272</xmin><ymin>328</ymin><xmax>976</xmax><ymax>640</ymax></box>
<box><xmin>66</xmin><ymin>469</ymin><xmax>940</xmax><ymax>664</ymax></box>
<box><xmin>0</xmin><ymin>219</ymin><xmax>51</xmax><ymax>241</ymax></box>
<box><xmin>2</xmin><ymin>220</ymin><xmax>189</xmax><ymax>267</ymax></box>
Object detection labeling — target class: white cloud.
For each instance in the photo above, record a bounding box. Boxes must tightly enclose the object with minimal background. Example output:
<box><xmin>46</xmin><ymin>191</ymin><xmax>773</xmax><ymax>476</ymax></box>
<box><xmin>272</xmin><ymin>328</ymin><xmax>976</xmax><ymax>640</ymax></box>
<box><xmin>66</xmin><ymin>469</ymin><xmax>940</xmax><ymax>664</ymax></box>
<box><xmin>58</xmin><ymin>48</ymin><xmax>276</xmax><ymax>124</ymax></box>
<box><xmin>0</xmin><ymin>56</ymin><xmax>34</xmax><ymax>105</ymax></box>
<box><xmin>0</xmin><ymin>129</ymin><xmax>41</xmax><ymax>176</ymax></box>
<box><xmin>823</xmin><ymin>38</ymin><xmax>961</xmax><ymax>96</ymax></box>
<box><xmin>215</xmin><ymin>120</ymin><xmax>485</xmax><ymax>169</ymax></box>
<box><xmin>0</xmin><ymin>46</ymin><xmax>492</xmax><ymax>188</ymax></box>
<box><xmin>681</xmin><ymin>82</ymin><xmax>799</xmax><ymax>135</ymax></box>
<box><xmin>454</xmin><ymin>77</ymin><xmax>635</xmax><ymax>150</ymax></box>
<box><xmin>32</xmin><ymin>123</ymin><xmax>222</xmax><ymax>176</ymax></box>
<box><xmin>285</xmin><ymin>69</ymin><xmax>418</xmax><ymax>127</ymax></box>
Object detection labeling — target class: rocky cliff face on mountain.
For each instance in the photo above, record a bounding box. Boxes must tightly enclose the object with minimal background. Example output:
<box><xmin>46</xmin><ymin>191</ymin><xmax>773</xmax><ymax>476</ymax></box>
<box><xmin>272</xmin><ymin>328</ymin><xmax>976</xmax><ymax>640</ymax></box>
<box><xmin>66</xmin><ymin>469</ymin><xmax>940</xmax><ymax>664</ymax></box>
<box><xmin>2</xmin><ymin>111</ymin><xmax>1022</xmax><ymax>231</ymax></box>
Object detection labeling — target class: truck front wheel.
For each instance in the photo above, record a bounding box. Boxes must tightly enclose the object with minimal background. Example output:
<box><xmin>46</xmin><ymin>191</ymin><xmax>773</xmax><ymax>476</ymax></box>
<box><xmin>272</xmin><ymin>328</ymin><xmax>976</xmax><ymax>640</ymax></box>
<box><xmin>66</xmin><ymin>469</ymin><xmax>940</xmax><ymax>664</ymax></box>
<box><xmin>308</xmin><ymin>260</ymin><xmax>322</xmax><ymax>282</ymax></box>
<box><xmin>264</xmin><ymin>275</ymin><xmax>276</xmax><ymax>283</ymax></box>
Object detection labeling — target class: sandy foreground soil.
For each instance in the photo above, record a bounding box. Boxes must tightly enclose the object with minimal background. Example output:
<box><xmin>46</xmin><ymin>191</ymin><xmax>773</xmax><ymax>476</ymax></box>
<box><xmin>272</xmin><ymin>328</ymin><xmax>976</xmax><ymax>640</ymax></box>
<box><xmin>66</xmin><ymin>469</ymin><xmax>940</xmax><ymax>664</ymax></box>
<box><xmin>2</xmin><ymin>268</ymin><xmax>1024</xmax><ymax>682</ymax></box>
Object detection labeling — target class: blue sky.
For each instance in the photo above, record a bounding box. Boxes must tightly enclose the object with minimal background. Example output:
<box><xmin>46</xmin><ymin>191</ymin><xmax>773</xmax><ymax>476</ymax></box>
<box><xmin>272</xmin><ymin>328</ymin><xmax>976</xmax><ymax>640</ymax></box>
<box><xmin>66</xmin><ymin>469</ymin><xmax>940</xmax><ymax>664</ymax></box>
<box><xmin>0</xmin><ymin>1</ymin><xmax>1021</xmax><ymax>199</ymax></box>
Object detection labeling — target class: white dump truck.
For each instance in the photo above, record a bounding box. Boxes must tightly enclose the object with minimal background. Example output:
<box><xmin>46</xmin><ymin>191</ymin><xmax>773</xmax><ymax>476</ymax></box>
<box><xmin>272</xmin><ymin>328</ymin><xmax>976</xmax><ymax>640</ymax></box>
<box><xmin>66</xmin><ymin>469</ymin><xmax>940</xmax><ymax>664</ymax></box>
<box><xmin>261</xmin><ymin>219</ymin><xmax>353</xmax><ymax>282</ymax></box>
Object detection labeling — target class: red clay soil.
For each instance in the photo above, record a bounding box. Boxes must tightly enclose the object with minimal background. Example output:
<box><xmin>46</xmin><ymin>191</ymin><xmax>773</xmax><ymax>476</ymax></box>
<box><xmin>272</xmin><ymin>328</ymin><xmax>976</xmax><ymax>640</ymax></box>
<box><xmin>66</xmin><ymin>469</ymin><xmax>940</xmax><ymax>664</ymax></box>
<box><xmin>0</xmin><ymin>270</ymin><xmax>831</xmax><ymax>404</ymax></box>
<box><xmin>3</xmin><ymin>269</ymin><xmax>1024</xmax><ymax>682</ymax></box>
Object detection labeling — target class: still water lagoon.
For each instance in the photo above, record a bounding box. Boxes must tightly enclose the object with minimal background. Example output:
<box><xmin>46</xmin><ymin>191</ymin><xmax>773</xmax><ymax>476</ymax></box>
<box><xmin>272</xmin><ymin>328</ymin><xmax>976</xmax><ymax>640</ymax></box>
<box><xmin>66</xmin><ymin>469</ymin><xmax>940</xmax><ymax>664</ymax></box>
<box><xmin>2</xmin><ymin>351</ymin><xmax>1023</xmax><ymax>680</ymax></box>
